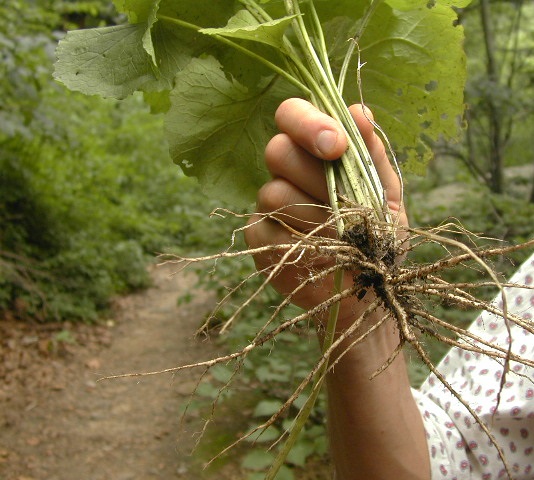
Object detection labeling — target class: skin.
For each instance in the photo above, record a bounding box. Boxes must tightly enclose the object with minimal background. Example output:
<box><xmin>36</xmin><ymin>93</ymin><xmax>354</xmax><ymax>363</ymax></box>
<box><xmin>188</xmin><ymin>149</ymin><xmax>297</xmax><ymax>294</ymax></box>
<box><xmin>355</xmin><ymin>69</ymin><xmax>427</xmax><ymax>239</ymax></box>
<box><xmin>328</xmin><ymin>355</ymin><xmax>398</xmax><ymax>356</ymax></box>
<box><xmin>244</xmin><ymin>98</ymin><xmax>430</xmax><ymax>480</ymax></box>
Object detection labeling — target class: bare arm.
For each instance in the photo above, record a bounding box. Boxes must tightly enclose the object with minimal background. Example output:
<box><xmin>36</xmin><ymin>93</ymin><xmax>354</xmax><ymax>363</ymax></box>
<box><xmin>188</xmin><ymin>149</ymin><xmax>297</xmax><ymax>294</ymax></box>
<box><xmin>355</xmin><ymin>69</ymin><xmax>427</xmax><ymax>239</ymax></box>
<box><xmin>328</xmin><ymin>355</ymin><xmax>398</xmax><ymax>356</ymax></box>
<box><xmin>244</xmin><ymin>98</ymin><xmax>430</xmax><ymax>480</ymax></box>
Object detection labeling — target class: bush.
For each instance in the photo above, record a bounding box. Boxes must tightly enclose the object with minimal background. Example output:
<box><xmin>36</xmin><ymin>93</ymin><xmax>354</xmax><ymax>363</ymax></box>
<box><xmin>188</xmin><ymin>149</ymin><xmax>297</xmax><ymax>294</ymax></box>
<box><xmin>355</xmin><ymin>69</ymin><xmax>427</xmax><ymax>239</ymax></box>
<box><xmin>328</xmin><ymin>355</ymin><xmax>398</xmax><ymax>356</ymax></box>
<box><xmin>0</xmin><ymin>0</ymin><xmax>226</xmax><ymax>322</ymax></box>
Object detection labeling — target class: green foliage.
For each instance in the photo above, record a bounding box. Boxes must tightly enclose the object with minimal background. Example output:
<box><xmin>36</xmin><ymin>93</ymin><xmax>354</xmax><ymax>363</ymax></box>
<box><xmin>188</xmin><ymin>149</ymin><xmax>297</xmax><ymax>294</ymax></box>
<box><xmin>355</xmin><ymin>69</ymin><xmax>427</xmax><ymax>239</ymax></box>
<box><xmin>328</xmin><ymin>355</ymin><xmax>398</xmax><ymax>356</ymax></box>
<box><xmin>407</xmin><ymin>161</ymin><xmax>534</xmax><ymax>258</ymax></box>
<box><xmin>54</xmin><ymin>0</ymin><xmax>471</xmax><ymax>206</ymax></box>
<box><xmin>437</xmin><ymin>1</ymin><xmax>534</xmax><ymax>194</ymax></box>
<box><xmin>1</xmin><ymin>0</ymin><xmax>230</xmax><ymax>322</ymax></box>
<box><xmin>0</xmin><ymin>81</ymin><xmax>228</xmax><ymax>320</ymax></box>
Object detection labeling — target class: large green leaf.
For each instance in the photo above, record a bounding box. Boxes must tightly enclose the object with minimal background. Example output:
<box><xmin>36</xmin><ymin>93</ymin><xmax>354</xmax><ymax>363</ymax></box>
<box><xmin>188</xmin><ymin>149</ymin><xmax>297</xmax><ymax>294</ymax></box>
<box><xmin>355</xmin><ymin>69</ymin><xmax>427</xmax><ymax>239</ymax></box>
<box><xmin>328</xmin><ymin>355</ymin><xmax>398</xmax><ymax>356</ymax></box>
<box><xmin>55</xmin><ymin>0</ymin><xmax>238</xmax><ymax>98</ymax></box>
<box><xmin>165</xmin><ymin>56</ymin><xmax>298</xmax><ymax>207</ymax></box>
<box><xmin>54</xmin><ymin>23</ymin><xmax>157</xmax><ymax>99</ymax></box>
<box><xmin>325</xmin><ymin>2</ymin><xmax>468</xmax><ymax>172</ymax></box>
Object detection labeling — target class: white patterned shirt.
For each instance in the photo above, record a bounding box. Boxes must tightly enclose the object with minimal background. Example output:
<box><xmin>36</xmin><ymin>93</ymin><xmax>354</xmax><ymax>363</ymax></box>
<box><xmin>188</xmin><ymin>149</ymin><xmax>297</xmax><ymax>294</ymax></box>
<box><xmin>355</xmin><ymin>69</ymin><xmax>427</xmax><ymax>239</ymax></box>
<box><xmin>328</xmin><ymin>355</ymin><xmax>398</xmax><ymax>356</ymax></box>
<box><xmin>413</xmin><ymin>252</ymin><xmax>534</xmax><ymax>479</ymax></box>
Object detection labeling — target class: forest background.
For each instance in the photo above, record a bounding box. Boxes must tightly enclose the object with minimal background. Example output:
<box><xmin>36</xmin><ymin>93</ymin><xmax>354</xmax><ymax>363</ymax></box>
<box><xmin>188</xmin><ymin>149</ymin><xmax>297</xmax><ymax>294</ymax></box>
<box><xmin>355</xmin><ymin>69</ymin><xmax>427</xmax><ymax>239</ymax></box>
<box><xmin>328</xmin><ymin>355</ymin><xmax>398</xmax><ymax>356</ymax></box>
<box><xmin>1</xmin><ymin>0</ymin><xmax>534</xmax><ymax>475</ymax></box>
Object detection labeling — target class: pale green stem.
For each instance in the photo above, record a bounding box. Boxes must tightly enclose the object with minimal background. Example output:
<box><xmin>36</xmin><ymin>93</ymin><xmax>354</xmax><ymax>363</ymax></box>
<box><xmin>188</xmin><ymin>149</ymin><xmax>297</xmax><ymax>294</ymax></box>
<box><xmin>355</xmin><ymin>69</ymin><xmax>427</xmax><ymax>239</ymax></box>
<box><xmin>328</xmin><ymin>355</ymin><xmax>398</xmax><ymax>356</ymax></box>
<box><xmin>306</xmin><ymin>0</ymin><xmax>338</xmax><ymax>88</ymax></box>
<box><xmin>265</xmin><ymin>3</ymin><xmax>394</xmax><ymax>477</ymax></box>
<box><xmin>239</xmin><ymin>0</ymin><xmax>274</xmax><ymax>23</ymax></box>
<box><xmin>307</xmin><ymin>0</ymin><xmax>370</xmax><ymax>207</ymax></box>
<box><xmin>266</xmin><ymin>6</ymin><xmax>348</xmax><ymax>478</ymax></box>
<box><xmin>284</xmin><ymin>0</ymin><xmax>388</xmax><ymax>222</ymax></box>
<box><xmin>238</xmin><ymin>0</ymin><xmax>314</xmax><ymax>103</ymax></box>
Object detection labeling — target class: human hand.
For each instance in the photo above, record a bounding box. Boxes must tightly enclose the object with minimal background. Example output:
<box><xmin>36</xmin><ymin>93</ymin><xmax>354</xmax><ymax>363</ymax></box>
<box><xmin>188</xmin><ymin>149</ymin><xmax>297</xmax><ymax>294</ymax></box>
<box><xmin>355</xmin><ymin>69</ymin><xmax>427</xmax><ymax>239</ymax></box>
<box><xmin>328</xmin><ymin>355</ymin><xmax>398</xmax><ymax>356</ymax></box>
<box><xmin>244</xmin><ymin>98</ymin><xmax>407</xmax><ymax>329</ymax></box>
<box><xmin>244</xmin><ymin>100</ymin><xmax>430</xmax><ymax>480</ymax></box>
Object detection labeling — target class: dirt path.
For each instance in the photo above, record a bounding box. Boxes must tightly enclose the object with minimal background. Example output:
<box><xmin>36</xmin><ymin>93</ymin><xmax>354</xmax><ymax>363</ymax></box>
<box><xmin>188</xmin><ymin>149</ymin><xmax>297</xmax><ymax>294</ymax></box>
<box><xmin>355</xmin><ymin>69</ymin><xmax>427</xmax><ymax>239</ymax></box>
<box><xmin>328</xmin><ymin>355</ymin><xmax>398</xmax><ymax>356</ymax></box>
<box><xmin>0</xmin><ymin>264</ymin><xmax>246</xmax><ymax>480</ymax></box>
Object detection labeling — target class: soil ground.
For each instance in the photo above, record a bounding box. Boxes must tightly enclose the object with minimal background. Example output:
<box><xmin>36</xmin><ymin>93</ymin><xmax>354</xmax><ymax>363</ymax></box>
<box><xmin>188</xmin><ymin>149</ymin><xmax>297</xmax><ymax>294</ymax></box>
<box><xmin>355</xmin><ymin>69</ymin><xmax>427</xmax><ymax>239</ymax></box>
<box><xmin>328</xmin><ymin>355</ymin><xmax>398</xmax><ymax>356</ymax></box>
<box><xmin>0</xmin><ymin>263</ymin><xmax>249</xmax><ymax>480</ymax></box>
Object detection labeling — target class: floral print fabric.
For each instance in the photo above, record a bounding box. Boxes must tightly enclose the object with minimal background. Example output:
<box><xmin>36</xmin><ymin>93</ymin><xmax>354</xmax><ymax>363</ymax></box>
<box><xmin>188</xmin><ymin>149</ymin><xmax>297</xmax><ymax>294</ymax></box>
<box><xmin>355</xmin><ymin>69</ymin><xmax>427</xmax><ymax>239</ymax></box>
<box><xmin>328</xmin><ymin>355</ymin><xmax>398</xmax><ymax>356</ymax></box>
<box><xmin>413</xmin><ymin>252</ymin><xmax>534</xmax><ymax>479</ymax></box>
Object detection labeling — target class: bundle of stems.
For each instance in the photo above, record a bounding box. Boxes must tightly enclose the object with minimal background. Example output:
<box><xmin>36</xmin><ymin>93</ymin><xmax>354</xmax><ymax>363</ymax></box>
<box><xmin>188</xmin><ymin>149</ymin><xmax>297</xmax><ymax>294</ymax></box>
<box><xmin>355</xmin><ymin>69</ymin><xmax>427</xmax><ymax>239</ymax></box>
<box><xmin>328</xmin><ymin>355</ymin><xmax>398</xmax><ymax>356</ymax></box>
<box><xmin>245</xmin><ymin>0</ymin><xmax>390</xmax><ymax>227</ymax></box>
<box><xmin>236</xmin><ymin>1</ymin><xmax>395</xmax><ymax>476</ymax></box>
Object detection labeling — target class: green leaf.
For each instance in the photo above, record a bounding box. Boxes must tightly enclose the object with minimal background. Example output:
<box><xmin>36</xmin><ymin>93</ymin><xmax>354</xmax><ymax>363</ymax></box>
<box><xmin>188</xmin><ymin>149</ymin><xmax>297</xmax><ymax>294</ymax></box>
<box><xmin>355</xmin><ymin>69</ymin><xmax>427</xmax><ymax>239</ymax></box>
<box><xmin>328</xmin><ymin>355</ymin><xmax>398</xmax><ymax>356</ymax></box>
<box><xmin>54</xmin><ymin>24</ymin><xmax>157</xmax><ymax>99</ymax></box>
<box><xmin>142</xmin><ymin>0</ymin><xmax>162</xmax><ymax>67</ymax></box>
<box><xmin>55</xmin><ymin>0</ymin><xmax>239</xmax><ymax>99</ymax></box>
<box><xmin>242</xmin><ymin>450</ymin><xmax>275</xmax><ymax>471</ymax></box>
<box><xmin>311</xmin><ymin>430</ymin><xmax>328</xmax><ymax>455</ymax></box>
<box><xmin>285</xmin><ymin>440</ymin><xmax>314</xmax><ymax>467</ymax></box>
<box><xmin>147</xmin><ymin>0</ymin><xmax>241</xmax><ymax>90</ymax></box>
<box><xmin>274</xmin><ymin>465</ymin><xmax>295</xmax><ymax>480</ymax></box>
<box><xmin>255</xmin><ymin>365</ymin><xmax>289</xmax><ymax>382</ymax></box>
<box><xmin>165</xmin><ymin>56</ymin><xmax>297</xmax><ymax>207</ymax></box>
<box><xmin>243</xmin><ymin>453</ymin><xmax>295</xmax><ymax>479</ymax></box>
<box><xmin>200</xmin><ymin>10</ymin><xmax>297</xmax><ymax>49</ymax></box>
<box><xmin>245</xmin><ymin>425</ymin><xmax>281</xmax><ymax>443</ymax></box>
<box><xmin>196</xmin><ymin>381</ymin><xmax>220</xmax><ymax>399</ymax></box>
<box><xmin>292</xmin><ymin>393</ymin><xmax>309</xmax><ymax>411</ymax></box>
<box><xmin>253</xmin><ymin>399</ymin><xmax>284</xmax><ymax>417</ymax></box>
<box><xmin>325</xmin><ymin>2</ymin><xmax>468</xmax><ymax>173</ymax></box>
<box><xmin>211</xmin><ymin>364</ymin><xmax>234</xmax><ymax>383</ymax></box>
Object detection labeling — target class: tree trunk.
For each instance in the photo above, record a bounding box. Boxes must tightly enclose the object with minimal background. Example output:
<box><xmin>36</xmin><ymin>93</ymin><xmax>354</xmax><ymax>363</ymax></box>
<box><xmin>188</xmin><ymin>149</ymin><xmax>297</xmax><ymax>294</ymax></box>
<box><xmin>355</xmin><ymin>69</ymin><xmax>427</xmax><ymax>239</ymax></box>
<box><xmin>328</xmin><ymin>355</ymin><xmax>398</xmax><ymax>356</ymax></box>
<box><xmin>480</xmin><ymin>0</ymin><xmax>504</xmax><ymax>194</ymax></box>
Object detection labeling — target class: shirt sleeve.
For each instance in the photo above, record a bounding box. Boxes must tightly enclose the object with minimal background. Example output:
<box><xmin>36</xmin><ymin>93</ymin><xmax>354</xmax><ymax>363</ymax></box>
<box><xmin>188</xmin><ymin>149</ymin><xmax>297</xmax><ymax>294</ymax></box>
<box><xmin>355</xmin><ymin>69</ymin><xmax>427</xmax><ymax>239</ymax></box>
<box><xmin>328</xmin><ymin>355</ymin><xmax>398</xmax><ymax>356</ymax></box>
<box><xmin>413</xmin><ymin>252</ymin><xmax>534</xmax><ymax>480</ymax></box>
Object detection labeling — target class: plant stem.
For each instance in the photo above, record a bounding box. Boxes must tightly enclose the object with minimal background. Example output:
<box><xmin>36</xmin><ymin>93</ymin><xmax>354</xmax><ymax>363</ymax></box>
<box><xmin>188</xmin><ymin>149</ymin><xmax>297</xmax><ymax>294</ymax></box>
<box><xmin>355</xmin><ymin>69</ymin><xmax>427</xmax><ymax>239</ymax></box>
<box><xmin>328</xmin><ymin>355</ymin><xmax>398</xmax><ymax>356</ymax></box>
<box><xmin>163</xmin><ymin>4</ymin><xmax>392</xmax><ymax>476</ymax></box>
<box><xmin>284</xmin><ymin>0</ymin><xmax>389</xmax><ymax>223</ymax></box>
<box><xmin>239</xmin><ymin>0</ymin><xmax>273</xmax><ymax>23</ymax></box>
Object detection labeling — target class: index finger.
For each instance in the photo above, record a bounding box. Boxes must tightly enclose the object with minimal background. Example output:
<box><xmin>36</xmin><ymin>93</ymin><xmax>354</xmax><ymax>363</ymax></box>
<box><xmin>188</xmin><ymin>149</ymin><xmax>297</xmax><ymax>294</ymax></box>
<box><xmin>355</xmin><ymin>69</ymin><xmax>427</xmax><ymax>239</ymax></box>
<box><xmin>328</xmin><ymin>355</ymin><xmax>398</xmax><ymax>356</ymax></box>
<box><xmin>275</xmin><ymin>98</ymin><xmax>348</xmax><ymax>160</ymax></box>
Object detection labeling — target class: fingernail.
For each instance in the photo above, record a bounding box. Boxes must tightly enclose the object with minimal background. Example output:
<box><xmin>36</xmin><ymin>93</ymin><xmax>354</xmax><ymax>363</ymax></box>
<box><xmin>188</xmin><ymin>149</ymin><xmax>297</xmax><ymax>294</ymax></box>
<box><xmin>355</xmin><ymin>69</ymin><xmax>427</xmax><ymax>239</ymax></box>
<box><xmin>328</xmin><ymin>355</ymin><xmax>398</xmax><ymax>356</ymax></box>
<box><xmin>316</xmin><ymin>130</ymin><xmax>338</xmax><ymax>157</ymax></box>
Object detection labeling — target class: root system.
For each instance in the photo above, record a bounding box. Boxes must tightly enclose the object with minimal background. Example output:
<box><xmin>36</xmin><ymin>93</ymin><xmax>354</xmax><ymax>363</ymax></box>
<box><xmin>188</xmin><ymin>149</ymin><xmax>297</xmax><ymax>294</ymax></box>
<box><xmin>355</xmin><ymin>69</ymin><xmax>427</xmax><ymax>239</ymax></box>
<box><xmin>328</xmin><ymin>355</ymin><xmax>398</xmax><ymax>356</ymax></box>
<box><xmin>102</xmin><ymin>206</ymin><xmax>534</xmax><ymax>480</ymax></box>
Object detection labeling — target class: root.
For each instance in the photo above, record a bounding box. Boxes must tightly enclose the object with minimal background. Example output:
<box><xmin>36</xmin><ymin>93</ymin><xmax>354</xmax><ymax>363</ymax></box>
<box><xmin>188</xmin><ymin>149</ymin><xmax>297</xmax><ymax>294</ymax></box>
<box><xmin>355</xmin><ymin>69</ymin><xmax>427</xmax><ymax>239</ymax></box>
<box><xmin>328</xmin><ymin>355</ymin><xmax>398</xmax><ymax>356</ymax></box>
<box><xmin>101</xmin><ymin>206</ymin><xmax>533</xmax><ymax>479</ymax></box>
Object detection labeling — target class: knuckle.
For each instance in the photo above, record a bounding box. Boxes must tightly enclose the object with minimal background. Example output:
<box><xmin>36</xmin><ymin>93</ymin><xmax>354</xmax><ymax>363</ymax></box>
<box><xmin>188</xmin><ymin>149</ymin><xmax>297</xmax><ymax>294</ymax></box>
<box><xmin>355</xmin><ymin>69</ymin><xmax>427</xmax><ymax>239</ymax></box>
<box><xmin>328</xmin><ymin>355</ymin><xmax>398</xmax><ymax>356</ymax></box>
<box><xmin>265</xmin><ymin>134</ymin><xmax>291</xmax><ymax>173</ymax></box>
<box><xmin>276</xmin><ymin>97</ymin><xmax>306</xmax><ymax>119</ymax></box>
<box><xmin>257</xmin><ymin>179</ymin><xmax>291</xmax><ymax>213</ymax></box>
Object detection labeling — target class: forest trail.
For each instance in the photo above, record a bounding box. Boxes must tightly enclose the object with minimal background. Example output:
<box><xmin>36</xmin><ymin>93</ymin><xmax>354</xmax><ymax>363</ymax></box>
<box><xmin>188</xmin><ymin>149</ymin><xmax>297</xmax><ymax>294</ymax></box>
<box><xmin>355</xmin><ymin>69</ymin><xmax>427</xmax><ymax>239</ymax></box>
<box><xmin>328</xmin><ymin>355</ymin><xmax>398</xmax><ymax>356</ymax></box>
<box><xmin>0</xmin><ymin>263</ymin><xmax>245</xmax><ymax>480</ymax></box>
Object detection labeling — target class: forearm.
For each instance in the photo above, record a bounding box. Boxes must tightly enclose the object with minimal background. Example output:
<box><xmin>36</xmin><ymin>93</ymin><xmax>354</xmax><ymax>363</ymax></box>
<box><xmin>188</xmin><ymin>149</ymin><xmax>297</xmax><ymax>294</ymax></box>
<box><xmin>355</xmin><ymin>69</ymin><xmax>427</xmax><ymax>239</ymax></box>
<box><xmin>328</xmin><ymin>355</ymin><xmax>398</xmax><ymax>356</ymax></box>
<box><xmin>323</xmin><ymin>311</ymin><xmax>430</xmax><ymax>480</ymax></box>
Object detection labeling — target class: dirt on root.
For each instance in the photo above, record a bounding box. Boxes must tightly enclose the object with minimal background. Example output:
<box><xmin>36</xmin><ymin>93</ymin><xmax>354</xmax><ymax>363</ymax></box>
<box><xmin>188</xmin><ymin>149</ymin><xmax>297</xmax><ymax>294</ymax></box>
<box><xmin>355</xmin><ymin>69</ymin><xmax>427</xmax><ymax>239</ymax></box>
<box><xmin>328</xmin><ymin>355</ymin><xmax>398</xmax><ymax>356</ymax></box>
<box><xmin>0</xmin><ymin>263</ymin><xmax>249</xmax><ymax>480</ymax></box>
